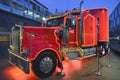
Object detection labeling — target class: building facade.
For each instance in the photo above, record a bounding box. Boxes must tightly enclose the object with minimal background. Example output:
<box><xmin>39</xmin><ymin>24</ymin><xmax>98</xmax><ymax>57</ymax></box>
<box><xmin>109</xmin><ymin>2</ymin><xmax>120</xmax><ymax>37</ymax></box>
<box><xmin>0</xmin><ymin>0</ymin><xmax>52</xmax><ymax>32</ymax></box>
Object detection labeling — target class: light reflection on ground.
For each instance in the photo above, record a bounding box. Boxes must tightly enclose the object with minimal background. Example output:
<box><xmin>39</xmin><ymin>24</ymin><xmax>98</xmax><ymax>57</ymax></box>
<box><xmin>2</xmin><ymin>65</ymin><xmax>39</xmax><ymax>80</ymax></box>
<box><xmin>2</xmin><ymin>58</ymin><xmax>94</xmax><ymax>80</ymax></box>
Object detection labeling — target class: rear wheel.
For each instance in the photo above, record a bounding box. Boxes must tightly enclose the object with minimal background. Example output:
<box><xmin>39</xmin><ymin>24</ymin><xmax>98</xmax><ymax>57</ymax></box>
<box><xmin>32</xmin><ymin>51</ymin><xmax>57</xmax><ymax>78</ymax></box>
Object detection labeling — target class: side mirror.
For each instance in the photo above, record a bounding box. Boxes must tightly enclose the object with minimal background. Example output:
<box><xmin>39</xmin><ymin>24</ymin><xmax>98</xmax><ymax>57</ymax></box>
<box><xmin>71</xmin><ymin>16</ymin><xmax>76</xmax><ymax>28</ymax></box>
<box><xmin>62</xmin><ymin>25</ymin><xmax>69</xmax><ymax>44</ymax></box>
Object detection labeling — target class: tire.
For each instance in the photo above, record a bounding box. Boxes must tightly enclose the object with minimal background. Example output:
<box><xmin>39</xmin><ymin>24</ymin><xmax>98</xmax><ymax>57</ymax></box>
<box><xmin>32</xmin><ymin>51</ymin><xmax>57</xmax><ymax>78</ymax></box>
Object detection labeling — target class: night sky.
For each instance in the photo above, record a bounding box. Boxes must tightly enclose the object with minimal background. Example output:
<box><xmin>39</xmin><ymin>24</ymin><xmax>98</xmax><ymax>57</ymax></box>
<box><xmin>38</xmin><ymin>0</ymin><xmax>119</xmax><ymax>15</ymax></box>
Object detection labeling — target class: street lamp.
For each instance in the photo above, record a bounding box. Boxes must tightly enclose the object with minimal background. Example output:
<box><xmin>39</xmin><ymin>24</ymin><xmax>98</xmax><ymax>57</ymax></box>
<box><xmin>42</xmin><ymin>17</ymin><xmax>46</xmax><ymax>21</ymax></box>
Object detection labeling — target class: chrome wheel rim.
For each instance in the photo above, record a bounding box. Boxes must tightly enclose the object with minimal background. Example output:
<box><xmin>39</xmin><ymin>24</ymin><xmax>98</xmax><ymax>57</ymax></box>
<box><xmin>39</xmin><ymin>57</ymin><xmax>53</xmax><ymax>73</ymax></box>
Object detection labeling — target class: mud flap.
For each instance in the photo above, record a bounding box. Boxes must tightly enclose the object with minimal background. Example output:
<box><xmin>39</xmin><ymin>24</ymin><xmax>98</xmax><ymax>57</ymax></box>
<box><xmin>8</xmin><ymin>49</ymin><xmax>30</xmax><ymax>74</ymax></box>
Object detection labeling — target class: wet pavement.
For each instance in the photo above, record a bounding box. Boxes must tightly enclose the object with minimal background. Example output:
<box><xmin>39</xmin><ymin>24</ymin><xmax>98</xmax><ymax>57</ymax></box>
<box><xmin>0</xmin><ymin>44</ymin><xmax>120</xmax><ymax>80</ymax></box>
<box><xmin>110</xmin><ymin>40</ymin><xmax>120</xmax><ymax>53</ymax></box>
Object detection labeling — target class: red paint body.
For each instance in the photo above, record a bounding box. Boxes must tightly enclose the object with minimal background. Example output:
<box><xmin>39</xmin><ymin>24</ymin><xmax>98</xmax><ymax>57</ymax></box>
<box><xmin>22</xmin><ymin>27</ymin><xmax>63</xmax><ymax>60</ymax></box>
<box><xmin>20</xmin><ymin>8</ymin><xmax>109</xmax><ymax>61</ymax></box>
<box><xmin>88</xmin><ymin>8</ymin><xmax>109</xmax><ymax>42</ymax></box>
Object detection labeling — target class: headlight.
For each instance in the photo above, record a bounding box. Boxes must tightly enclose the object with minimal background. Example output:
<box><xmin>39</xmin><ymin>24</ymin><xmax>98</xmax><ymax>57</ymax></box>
<box><xmin>10</xmin><ymin>45</ymin><xmax>13</xmax><ymax>50</ymax></box>
<box><xmin>22</xmin><ymin>48</ymin><xmax>29</xmax><ymax>58</ymax></box>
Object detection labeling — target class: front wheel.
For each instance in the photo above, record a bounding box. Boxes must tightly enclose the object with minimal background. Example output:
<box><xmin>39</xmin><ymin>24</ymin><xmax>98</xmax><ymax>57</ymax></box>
<box><xmin>32</xmin><ymin>51</ymin><xmax>57</xmax><ymax>78</ymax></box>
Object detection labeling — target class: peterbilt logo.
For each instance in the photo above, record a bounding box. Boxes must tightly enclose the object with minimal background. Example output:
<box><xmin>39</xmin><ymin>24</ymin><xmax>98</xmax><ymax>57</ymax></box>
<box><xmin>27</xmin><ymin>32</ymin><xmax>39</xmax><ymax>37</ymax></box>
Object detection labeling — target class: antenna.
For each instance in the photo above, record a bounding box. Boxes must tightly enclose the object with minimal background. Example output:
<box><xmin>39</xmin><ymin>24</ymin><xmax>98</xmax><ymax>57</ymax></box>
<box><xmin>55</xmin><ymin>9</ymin><xmax>58</xmax><ymax>15</ymax></box>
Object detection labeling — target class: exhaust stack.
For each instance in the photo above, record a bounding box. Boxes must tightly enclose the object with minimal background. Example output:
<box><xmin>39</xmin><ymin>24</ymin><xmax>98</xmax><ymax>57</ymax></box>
<box><xmin>80</xmin><ymin>0</ymin><xmax>84</xmax><ymax>45</ymax></box>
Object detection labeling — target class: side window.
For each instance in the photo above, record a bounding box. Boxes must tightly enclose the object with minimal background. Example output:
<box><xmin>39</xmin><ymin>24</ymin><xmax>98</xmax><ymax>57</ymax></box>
<box><xmin>66</xmin><ymin>18</ymin><xmax>71</xmax><ymax>27</ymax></box>
<box><xmin>47</xmin><ymin>21</ymin><xmax>52</xmax><ymax>27</ymax></box>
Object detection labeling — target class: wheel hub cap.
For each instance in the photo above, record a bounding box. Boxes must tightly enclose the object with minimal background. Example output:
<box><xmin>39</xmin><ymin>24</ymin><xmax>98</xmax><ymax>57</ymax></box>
<box><xmin>40</xmin><ymin>57</ymin><xmax>53</xmax><ymax>73</ymax></box>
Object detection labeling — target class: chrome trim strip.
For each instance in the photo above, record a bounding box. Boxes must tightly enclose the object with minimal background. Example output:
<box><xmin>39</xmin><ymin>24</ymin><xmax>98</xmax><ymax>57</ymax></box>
<box><xmin>8</xmin><ymin>49</ymin><xmax>29</xmax><ymax>62</ymax></box>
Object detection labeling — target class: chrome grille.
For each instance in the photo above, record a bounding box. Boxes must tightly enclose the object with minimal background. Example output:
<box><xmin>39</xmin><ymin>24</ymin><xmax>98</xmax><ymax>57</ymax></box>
<box><xmin>11</xmin><ymin>30</ymin><xmax>20</xmax><ymax>54</ymax></box>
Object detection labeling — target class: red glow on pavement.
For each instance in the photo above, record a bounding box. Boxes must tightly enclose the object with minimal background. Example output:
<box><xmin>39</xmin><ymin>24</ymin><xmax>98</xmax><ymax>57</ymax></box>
<box><xmin>2</xmin><ymin>64</ymin><xmax>40</xmax><ymax>80</ymax></box>
<box><xmin>52</xmin><ymin>60</ymin><xmax>83</xmax><ymax>80</ymax></box>
<box><xmin>62</xmin><ymin>60</ymin><xmax>82</xmax><ymax>79</ymax></box>
<box><xmin>2</xmin><ymin>59</ymin><xmax>91</xmax><ymax>80</ymax></box>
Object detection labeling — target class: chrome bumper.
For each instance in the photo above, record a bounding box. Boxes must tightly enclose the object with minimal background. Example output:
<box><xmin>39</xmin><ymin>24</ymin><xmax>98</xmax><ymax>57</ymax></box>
<box><xmin>8</xmin><ymin>49</ymin><xmax>30</xmax><ymax>74</ymax></box>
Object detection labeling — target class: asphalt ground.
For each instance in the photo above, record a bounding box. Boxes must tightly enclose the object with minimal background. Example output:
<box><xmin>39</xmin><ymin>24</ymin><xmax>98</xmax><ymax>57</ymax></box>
<box><xmin>0</xmin><ymin>43</ymin><xmax>120</xmax><ymax>80</ymax></box>
<box><xmin>110</xmin><ymin>40</ymin><xmax>120</xmax><ymax>55</ymax></box>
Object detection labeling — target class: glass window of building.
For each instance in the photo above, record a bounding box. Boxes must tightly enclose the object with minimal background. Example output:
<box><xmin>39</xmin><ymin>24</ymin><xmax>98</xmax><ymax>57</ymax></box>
<box><xmin>0</xmin><ymin>0</ymin><xmax>52</xmax><ymax>23</ymax></box>
<box><xmin>13</xmin><ymin>2</ymin><xmax>24</xmax><ymax>11</ymax></box>
<box><xmin>31</xmin><ymin>3</ymin><xmax>36</xmax><ymax>10</ymax></box>
<box><xmin>119</xmin><ymin>6</ymin><xmax>120</xmax><ymax>15</ymax></box>
<box><xmin>24</xmin><ymin>8</ymin><xmax>28</xmax><ymax>14</ymax></box>
<box><xmin>37</xmin><ymin>6</ymin><xmax>40</xmax><ymax>12</ymax></box>
<box><xmin>117</xmin><ymin>17</ymin><xmax>119</xmax><ymax>25</ymax></box>
<box><xmin>113</xmin><ymin>21</ymin><xmax>115</xmax><ymax>28</ymax></box>
<box><xmin>115</xmin><ymin>9</ymin><xmax>117</xmax><ymax>18</ymax></box>
<box><xmin>28</xmin><ymin>9</ymin><xmax>33</xmax><ymax>16</ymax></box>
<box><xmin>17</xmin><ymin>0</ymin><xmax>23</xmax><ymax>3</ymax></box>
<box><xmin>34</xmin><ymin>12</ymin><xmax>41</xmax><ymax>20</ymax></box>
<box><xmin>12</xmin><ymin>2</ymin><xmax>24</xmax><ymax>15</ymax></box>
<box><xmin>111</xmin><ymin>21</ymin><xmax>113</xmax><ymax>28</ymax></box>
<box><xmin>45</xmin><ymin>10</ymin><xmax>48</xmax><ymax>16</ymax></box>
<box><xmin>24</xmin><ymin>0</ymin><xmax>29</xmax><ymax>5</ymax></box>
<box><xmin>1</xmin><ymin>0</ymin><xmax>10</xmax><ymax>6</ymax></box>
<box><xmin>111</xmin><ymin>14</ymin><xmax>114</xmax><ymax>21</ymax></box>
<box><xmin>117</xmin><ymin>7</ymin><xmax>119</xmax><ymax>15</ymax></box>
<box><xmin>36</xmin><ymin>5</ymin><xmax>39</xmax><ymax>12</ymax></box>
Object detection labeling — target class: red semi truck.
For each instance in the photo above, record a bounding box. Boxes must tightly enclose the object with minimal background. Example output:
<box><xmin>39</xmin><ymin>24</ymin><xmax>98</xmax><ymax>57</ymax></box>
<box><xmin>8</xmin><ymin>1</ymin><xmax>110</xmax><ymax>78</ymax></box>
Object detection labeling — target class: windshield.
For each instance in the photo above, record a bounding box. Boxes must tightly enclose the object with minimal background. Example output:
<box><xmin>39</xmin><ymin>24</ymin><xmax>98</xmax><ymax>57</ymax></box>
<box><xmin>47</xmin><ymin>17</ymin><xmax>64</xmax><ymax>27</ymax></box>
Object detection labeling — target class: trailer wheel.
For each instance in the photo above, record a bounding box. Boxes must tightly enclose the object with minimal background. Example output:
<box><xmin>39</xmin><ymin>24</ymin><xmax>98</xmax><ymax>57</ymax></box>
<box><xmin>32</xmin><ymin>51</ymin><xmax>57</xmax><ymax>78</ymax></box>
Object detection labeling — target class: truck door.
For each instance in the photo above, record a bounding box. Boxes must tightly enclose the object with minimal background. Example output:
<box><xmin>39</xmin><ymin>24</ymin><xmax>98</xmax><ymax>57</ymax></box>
<box><xmin>63</xmin><ymin>16</ymin><xmax>77</xmax><ymax>46</ymax></box>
